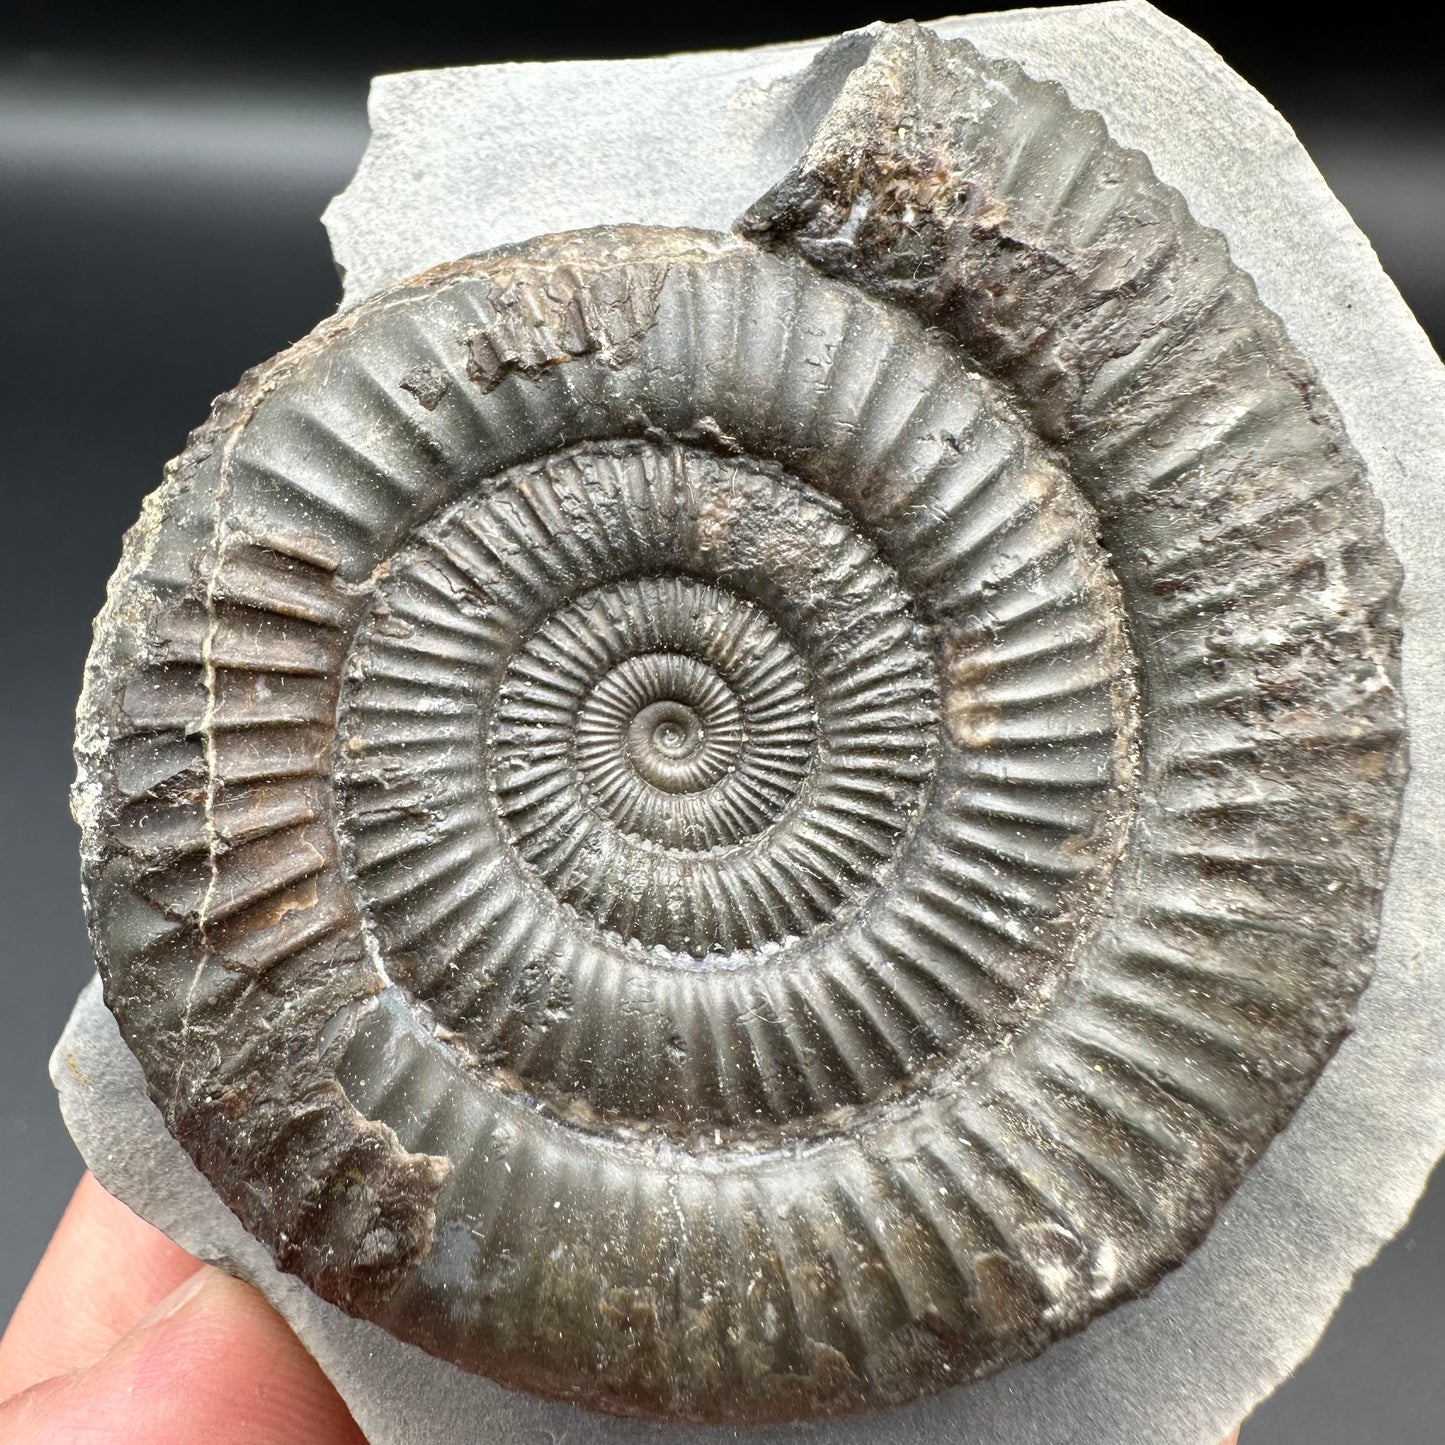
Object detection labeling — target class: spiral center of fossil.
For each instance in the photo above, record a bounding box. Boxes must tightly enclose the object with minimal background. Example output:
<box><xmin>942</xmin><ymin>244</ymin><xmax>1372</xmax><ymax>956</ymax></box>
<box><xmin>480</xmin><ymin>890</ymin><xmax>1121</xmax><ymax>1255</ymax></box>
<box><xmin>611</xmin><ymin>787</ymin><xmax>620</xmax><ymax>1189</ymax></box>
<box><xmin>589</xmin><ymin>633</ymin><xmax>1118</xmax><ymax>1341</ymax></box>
<box><xmin>633</xmin><ymin>700</ymin><xmax>702</xmax><ymax>773</ymax></box>
<box><xmin>655</xmin><ymin>719</ymin><xmax>686</xmax><ymax>751</ymax></box>
<box><xmin>575</xmin><ymin>650</ymin><xmax>747</xmax><ymax>814</ymax></box>
<box><xmin>647</xmin><ymin>707</ymin><xmax>692</xmax><ymax>755</ymax></box>
<box><xmin>337</xmin><ymin>442</ymin><xmax>944</xmax><ymax>960</ymax></box>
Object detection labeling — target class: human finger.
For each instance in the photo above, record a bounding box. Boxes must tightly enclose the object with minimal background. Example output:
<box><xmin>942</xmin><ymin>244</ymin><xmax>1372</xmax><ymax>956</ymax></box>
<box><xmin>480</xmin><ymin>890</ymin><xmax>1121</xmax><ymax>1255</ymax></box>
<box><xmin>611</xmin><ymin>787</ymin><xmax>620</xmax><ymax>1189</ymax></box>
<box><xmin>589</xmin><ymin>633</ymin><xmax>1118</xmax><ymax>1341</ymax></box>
<box><xmin>0</xmin><ymin>1173</ymin><xmax>199</xmax><ymax>1402</ymax></box>
<box><xmin>0</xmin><ymin>1264</ymin><xmax>366</xmax><ymax>1445</ymax></box>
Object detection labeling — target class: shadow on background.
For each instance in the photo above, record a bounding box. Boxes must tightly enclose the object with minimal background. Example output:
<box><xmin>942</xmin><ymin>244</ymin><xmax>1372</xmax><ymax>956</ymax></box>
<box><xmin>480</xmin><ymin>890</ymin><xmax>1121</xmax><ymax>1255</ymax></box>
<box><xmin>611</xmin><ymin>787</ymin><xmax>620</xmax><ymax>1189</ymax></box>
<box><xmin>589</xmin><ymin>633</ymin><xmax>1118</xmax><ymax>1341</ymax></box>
<box><xmin>0</xmin><ymin>4</ymin><xmax>1441</xmax><ymax>1442</ymax></box>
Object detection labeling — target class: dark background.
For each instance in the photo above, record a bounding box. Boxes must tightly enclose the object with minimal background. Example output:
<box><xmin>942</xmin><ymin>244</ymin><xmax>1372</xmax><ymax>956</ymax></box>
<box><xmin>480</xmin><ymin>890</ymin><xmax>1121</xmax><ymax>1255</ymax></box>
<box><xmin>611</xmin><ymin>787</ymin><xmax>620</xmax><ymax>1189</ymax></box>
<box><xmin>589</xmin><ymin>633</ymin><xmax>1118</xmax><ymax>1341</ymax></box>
<box><xmin>1</xmin><ymin>3</ymin><xmax>1441</xmax><ymax>1440</ymax></box>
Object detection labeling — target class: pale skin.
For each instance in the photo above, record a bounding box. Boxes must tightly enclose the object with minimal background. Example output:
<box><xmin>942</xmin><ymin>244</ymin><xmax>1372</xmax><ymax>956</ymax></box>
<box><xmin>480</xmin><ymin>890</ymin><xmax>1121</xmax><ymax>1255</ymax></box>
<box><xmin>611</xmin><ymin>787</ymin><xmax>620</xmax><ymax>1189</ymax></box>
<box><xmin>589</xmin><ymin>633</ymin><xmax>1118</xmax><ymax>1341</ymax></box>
<box><xmin>0</xmin><ymin>1175</ymin><xmax>1242</xmax><ymax>1444</ymax></box>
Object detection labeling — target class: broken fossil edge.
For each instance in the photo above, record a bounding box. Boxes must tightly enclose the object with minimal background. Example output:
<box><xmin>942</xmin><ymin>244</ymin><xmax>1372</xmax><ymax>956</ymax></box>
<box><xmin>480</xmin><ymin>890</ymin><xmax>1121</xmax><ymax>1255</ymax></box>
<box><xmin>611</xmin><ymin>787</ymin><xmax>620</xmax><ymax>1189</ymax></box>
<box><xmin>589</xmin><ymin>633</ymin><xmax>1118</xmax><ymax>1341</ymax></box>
<box><xmin>55</xmin><ymin>5</ymin><xmax>1445</xmax><ymax>1444</ymax></box>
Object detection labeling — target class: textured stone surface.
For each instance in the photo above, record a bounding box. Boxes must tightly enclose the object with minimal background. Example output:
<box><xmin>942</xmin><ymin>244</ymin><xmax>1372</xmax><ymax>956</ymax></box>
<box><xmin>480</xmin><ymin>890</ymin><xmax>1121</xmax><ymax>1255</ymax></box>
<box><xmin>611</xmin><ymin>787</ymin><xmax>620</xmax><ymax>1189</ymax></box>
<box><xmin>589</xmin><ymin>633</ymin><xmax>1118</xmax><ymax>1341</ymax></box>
<box><xmin>60</xmin><ymin>3</ymin><xmax>1445</xmax><ymax>1443</ymax></box>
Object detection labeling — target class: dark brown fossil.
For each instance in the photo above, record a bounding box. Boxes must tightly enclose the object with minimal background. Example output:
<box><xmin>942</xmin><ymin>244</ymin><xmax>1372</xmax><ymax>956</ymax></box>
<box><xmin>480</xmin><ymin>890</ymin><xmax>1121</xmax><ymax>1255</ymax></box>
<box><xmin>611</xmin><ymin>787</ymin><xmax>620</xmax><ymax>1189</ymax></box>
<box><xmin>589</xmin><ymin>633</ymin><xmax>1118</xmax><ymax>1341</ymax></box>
<box><xmin>73</xmin><ymin>24</ymin><xmax>1406</xmax><ymax>1426</ymax></box>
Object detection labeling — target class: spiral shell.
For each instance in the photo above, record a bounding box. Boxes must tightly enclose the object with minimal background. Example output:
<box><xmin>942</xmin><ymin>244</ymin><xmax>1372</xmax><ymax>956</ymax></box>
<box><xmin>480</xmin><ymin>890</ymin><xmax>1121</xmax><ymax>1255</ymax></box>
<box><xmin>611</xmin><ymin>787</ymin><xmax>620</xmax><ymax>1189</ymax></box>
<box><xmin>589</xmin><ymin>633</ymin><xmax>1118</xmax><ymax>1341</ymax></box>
<box><xmin>74</xmin><ymin>24</ymin><xmax>1405</xmax><ymax>1425</ymax></box>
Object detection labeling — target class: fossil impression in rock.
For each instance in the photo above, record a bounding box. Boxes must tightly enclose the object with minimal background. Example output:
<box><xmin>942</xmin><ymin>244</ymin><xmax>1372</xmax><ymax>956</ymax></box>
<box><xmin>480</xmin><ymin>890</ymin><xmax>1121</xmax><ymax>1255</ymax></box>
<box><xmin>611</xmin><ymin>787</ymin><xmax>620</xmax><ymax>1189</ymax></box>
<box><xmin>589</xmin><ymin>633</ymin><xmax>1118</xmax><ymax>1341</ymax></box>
<box><xmin>73</xmin><ymin>23</ymin><xmax>1406</xmax><ymax>1426</ymax></box>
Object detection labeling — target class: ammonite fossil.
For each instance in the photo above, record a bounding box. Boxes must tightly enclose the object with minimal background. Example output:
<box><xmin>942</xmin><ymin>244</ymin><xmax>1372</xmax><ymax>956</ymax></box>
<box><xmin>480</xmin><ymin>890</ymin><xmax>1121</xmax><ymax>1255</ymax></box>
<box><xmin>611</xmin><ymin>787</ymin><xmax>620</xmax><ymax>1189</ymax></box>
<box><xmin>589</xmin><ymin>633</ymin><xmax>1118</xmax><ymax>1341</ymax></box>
<box><xmin>74</xmin><ymin>24</ymin><xmax>1406</xmax><ymax>1426</ymax></box>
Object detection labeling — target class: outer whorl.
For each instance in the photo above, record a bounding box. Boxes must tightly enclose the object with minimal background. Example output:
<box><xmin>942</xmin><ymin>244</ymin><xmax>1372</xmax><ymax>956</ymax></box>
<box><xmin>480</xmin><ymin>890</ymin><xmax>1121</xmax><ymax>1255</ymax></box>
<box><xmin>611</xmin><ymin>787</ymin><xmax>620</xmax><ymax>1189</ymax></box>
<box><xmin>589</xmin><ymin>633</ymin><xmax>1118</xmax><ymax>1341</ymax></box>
<box><xmin>74</xmin><ymin>25</ymin><xmax>1406</xmax><ymax>1426</ymax></box>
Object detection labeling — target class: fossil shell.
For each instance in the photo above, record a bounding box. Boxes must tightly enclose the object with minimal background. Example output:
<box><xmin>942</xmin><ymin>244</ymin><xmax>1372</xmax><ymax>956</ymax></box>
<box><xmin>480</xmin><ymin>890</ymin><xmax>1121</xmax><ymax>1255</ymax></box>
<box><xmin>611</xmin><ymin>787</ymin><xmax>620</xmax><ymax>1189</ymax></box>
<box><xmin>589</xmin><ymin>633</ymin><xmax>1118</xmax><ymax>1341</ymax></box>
<box><xmin>74</xmin><ymin>25</ymin><xmax>1406</xmax><ymax>1426</ymax></box>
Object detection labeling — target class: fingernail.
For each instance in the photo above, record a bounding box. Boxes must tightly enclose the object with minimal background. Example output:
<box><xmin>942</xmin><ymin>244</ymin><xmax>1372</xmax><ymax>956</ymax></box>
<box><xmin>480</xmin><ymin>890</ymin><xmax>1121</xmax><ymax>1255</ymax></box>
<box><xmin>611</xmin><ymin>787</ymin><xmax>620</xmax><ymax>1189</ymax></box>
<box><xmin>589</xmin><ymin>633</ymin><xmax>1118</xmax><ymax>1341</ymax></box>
<box><xmin>130</xmin><ymin>1268</ymin><xmax>209</xmax><ymax>1331</ymax></box>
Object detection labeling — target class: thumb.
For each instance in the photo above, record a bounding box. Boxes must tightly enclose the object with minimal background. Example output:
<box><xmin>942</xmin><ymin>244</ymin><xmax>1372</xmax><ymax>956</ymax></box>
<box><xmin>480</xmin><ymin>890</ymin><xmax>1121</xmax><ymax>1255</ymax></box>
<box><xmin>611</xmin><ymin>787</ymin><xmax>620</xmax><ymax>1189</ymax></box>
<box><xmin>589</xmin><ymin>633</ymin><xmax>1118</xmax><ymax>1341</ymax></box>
<box><xmin>0</xmin><ymin>1265</ymin><xmax>366</xmax><ymax>1445</ymax></box>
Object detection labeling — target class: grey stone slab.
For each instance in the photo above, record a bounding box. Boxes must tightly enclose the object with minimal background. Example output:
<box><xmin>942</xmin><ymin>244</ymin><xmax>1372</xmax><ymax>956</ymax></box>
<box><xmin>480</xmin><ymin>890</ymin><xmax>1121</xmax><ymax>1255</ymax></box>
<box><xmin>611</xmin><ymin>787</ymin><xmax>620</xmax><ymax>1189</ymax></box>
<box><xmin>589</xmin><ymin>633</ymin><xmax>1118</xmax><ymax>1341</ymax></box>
<box><xmin>322</xmin><ymin>30</ymin><xmax>864</xmax><ymax>309</ymax></box>
<box><xmin>57</xmin><ymin>3</ymin><xmax>1445</xmax><ymax>1443</ymax></box>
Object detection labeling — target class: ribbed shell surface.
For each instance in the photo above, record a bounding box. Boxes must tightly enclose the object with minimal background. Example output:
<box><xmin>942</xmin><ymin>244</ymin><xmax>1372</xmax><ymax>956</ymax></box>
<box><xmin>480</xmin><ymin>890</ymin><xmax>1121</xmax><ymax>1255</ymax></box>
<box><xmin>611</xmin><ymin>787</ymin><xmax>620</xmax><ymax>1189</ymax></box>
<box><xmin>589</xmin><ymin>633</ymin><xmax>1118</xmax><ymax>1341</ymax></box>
<box><xmin>74</xmin><ymin>26</ymin><xmax>1405</xmax><ymax>1425</ymax></box>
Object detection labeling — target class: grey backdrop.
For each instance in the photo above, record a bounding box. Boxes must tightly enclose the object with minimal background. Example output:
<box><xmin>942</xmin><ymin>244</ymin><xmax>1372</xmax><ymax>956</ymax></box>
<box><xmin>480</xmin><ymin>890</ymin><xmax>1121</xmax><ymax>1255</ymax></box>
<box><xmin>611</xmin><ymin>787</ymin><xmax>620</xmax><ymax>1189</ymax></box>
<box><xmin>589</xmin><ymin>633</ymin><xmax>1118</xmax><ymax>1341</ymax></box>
<box><xmin>1</xmin><ymin>9</ymin><xmax>1441</xmax><ymax>1442</ymax></box>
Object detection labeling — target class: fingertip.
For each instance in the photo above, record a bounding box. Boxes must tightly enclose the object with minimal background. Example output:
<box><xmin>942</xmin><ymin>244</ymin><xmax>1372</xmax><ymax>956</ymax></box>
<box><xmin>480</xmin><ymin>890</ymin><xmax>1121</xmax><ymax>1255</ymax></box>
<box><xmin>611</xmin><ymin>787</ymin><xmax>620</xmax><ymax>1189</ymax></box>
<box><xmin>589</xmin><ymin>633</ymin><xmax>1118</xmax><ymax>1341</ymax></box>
<box><xmin>0</xmin><ymin>1266</ymin><xmax>366</xmax><ymax>1445</ymax></box>
<box><xmin>122</xmin><ymin>1268</ymin><xmax>368</xmax><ymax>1444</ymax></box>
<box><xmin>0</xmin><ymin>1173</ymin><xmax>199</xmax><ymax>1401</ymax></box>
